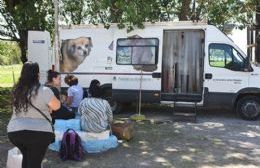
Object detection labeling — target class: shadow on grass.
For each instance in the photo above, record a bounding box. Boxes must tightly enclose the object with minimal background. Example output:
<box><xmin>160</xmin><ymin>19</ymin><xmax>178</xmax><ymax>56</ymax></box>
<box><xmin>0</xmin><ymin>87</ymin><xmax>12</xmax><ymax>136</ymax></box>
<box><xmin>43</xmin><ymin>106</ymin><xmax>260</xmax><ymax>168</ymax></box>
<box><xmin>1</xmin><ymin>90</ymin><xmax>260</xmax><ymax>168</ymax></box>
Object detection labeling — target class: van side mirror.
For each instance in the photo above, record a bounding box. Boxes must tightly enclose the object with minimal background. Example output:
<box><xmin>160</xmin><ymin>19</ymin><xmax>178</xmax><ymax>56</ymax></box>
<box><xmin>244</xmin><ymin>57</ymin><xmax>253</xmax><ymax>72</ymax></box>
<box><xmin>244</xmin><ymin>56</ymin><xmax>253</xmax><ymax>72</ymax></box>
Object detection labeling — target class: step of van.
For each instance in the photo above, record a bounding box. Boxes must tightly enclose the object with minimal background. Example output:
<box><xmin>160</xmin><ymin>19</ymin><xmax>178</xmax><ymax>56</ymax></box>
<box><xmin>161</xmin><ymin>101</ymin><xmax>202</xmax><ymax>108</ymax></box>
<box><xmin>161</xmin><ymin>93</ymin><xmax>202</xmax><ymax>102</ymax></box>
<box><xmin>172</xmin><ymin>112</ymin><xmax>196</xmax><ymax>122</ymax></box>
<box><xmin>172</xmin><ymin>103</ymin><xmax>197</xmax><ymax>122</ymax></box>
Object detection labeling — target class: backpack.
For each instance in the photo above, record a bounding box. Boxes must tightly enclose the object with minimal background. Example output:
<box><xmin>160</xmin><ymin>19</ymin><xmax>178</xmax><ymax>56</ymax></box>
<box><xmin>59</xmin><ymin>129</ymin><xmax>85</xmax><ymax>161</ymax></box>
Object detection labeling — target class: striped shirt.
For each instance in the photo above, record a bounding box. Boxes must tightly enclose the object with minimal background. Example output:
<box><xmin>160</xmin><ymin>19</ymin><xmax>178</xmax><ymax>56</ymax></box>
<box><xmin>79</xmin><ymin>98</ymin><xmax>113</xmax><ymax>133</ymax></box>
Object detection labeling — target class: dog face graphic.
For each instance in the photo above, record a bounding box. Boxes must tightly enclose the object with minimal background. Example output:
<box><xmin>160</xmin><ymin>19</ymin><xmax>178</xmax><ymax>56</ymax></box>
<box><xmin>60</xmin><ymin>37</ymin><xmax>93</xmax><ymax>72</ymax></box>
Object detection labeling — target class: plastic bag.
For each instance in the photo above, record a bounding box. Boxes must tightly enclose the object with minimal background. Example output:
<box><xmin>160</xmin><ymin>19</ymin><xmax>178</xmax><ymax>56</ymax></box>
<box><xmin>82</xmin><ymin>135</ymin><xmax>118</xmax><ymax>153</ymax></box>
<box><xmin>6</xmin><ymin>147</ymin><xmax>22</xmax><ymax>168</ymax></box>
<box><xmin>54</xmin><ymin>119</ymin><xmax>81</xmax><ymax>131</ymax></box>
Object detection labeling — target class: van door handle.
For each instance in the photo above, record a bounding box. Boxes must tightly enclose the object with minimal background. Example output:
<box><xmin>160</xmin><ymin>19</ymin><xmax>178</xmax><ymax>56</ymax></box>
<box><xmin>152</xmin><ymin>72</ymin><xmax>161</xmax><ymax>78</ymax></box>
<box><xmin>205</xmin><ymin>73</ymin><xmax>212</xmax><ymax>79</ymax></box>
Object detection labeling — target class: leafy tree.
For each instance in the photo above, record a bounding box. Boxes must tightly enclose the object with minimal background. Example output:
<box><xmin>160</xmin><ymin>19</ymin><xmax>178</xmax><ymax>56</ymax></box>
<box><xmin>0</xmin><ymin>0</ymin><xmax>259</xmax><ymax>64</ymax></box>
<box><xmin>82</xmin><ymin>0</ymin><xmax>161</xmax><ymax>31</ymax></box>
<box><xmin>60</xmin><ymin>0</ymin><xmax>88</xmax><ymax>25</ymax></box>
<box><xmin>83</xmin><ymin>0</ymin><xmax>258</xmax><ymax>31</ymax></box>
<box><xmin>0</xmin><ymin>40</ymin><xmax>20</xmax><ymax>65</ymax></box>
<box><xmin>0</xmin><ymin>0</ymin><xmax>54</xmax><ymax>63</ymax></box>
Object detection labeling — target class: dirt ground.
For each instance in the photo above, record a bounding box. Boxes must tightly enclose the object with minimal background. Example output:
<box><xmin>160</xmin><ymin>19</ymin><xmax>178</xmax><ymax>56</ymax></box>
<box><xmin>1</xmin><ymin>105</ymin><xmax>260</xmax><ymax>168</ymax></box>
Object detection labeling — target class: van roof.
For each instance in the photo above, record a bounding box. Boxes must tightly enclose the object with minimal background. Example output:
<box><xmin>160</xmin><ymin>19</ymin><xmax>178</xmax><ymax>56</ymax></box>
<box><xmin>60</xmin><ymin>20</ymin><xmax>208</xmax><ymax>30</ymax></box>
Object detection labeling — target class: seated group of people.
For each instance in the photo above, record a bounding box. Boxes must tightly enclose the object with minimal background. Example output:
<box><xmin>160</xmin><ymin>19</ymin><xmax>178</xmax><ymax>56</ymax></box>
<box><xmin>46</xmin><ymin>70</ymin><xmax>112</xmax><ymax>134</ymax></box>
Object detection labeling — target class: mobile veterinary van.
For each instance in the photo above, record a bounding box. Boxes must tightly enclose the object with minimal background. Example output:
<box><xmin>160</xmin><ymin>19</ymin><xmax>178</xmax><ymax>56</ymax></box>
<box><xmin>28</xmin><ymin>21</ymin><xmax>260</xmax><ymax>120</ymax></box>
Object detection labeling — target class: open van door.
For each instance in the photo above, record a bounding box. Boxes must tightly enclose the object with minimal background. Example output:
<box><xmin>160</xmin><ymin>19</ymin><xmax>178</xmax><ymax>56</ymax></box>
<box><xmin>161</xmin><ymin>30</ymin><xmax>205</xmax><ymax>103</ymax></box>
<box><xmin>28</xmin><ymin>31</ymin><xmax>52</xmax><ymax>84</ymax></box>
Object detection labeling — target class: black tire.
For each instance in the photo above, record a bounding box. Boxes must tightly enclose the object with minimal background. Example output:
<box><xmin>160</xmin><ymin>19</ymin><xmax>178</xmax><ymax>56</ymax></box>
<box><xmin>102</xmin><ymin>88</ymin><xmax>122</xmax><ymax>114</ymax></box>
<box><xmin>236</xmin><ymin>96</ymin><xmax>260</xmax><ymax>120</ymax></box>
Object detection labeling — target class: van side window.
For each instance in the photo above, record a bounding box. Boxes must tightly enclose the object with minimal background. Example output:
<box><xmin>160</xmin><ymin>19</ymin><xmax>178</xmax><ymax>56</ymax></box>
<box><xmin>116</xmin><ymin>38</ymin><xmax>159</xmax><ymax>65</ymax></box>
<box><xmin>209</xmin><ymin>43</ymin><xmax>245</xmax><ymax>71</ymax></box>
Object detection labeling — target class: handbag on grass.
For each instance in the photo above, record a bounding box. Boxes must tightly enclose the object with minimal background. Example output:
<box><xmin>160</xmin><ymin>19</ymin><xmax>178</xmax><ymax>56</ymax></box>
<box><xmin>111</xmin><ymin>120</ymin><xmax>134</xmax><ymax>141</ymax></box>
<box><xmin>30</xmin><ymin>102</ymin><xmax>55</xmax><ymax>143</ymax></box>
<box><xmin>6</xmin><ymin>147</ymin><xmax>22</xmax><ymax>168</ymax></box>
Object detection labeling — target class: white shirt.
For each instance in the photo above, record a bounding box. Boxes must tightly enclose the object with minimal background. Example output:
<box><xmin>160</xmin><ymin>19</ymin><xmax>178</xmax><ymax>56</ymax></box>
<box><xmin>67</xmin><ymin>84</ymin><xmax>83</xmax><ymax>108</ymax></box>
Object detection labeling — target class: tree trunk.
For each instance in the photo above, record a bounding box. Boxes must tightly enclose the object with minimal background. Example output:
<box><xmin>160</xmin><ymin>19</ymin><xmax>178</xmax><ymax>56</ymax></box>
<box><xmin>19</xmin><ymin>42</ymin><xmax>27</xmax><ymax>63</ymax></box>
<box><xmin>256</xmin><ymin>4</ymin><xmax>260</xmax><ymax>63</ymax></box>
<box><xmin>18</xmin><ymin>31</ymin><xmax>28</xmax><ymax>63</ymax></box>
<box><xmin>179</xmin><ymin>0</ymin><xmax>191</xmax><ymax>21</ymax></box>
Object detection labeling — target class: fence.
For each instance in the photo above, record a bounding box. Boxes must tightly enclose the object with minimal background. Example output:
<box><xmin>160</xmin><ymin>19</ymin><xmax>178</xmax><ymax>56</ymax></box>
<box><xmin>0</xmin><ymin>64</ymin><xmax>22</xmax><ymax>87</ymax></box>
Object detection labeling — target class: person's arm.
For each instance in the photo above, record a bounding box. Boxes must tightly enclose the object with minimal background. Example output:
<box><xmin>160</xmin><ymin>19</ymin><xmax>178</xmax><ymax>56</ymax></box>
<box><xmin>48</xmin><ymin>96</ymin><xmax>61</xmax><ymax>112</ymax></box>
<box><xmin>66</xmin><ymin>96</ymin><xmax>73</xmax><ymax>106</ymax></box>
<box><xmin>66</xmin><ymin>87</ymin><xmax>73</xmax><ymax>107</ymax></box>
<box><xmin>78</xmin><ymin>99</ymin><xmax>84</xmax><ymax>116</ymax></box>
<box><xmin>105</xmin><ymin>100</ymin><xmax>113</xmax><ymax>123</ymax></box>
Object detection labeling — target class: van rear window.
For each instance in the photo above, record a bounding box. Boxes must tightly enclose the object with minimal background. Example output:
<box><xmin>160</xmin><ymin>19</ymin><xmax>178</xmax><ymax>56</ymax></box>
<box><xmin>116</xmin><ymin>38</ymin><xmax>159</xmax><ymax>65</ymax></box>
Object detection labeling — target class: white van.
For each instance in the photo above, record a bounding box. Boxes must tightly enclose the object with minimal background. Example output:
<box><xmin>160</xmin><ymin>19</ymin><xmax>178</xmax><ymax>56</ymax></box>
<box><xmin>28</xmin><ymin>21</ymin><xmax>260</xmax><ymax>120</ymax></box>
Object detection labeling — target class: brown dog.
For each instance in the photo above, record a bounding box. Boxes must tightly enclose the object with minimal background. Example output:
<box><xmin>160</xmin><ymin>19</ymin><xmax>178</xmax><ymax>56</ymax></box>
<box><xmin>60</xmin><ymin>37</ymin><xmax>93</xmax><ymax>72</ymax></box>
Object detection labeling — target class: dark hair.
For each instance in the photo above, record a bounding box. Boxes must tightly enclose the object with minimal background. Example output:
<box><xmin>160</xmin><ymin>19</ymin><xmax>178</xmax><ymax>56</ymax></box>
<box><xmin>64</xmin><ymin>74</ymin><xmax>78</xmax><ymax>86</ymax></box>
<box><xmin>89</xmin><ymin>79</ymin><xmax>100</xmax><ymax>95</ymax></box>
<box><xmin>47</xmin><ymin>69</ymin><xmax>60</xmax><ymax>83</ymax></box>
<box><xmin>90</xmin><ymin>79</ymin><xmax>100</xmax><ymax>87</ymax></box>
<box><xmin>91</xmin><ymin>85</ymin><xmax>103</xmax><ymax>98</ymax></box>
<box><xmin>13</xmin><ymin>61</ymin><xmax>40</xmax><ymax>113</ymax></box>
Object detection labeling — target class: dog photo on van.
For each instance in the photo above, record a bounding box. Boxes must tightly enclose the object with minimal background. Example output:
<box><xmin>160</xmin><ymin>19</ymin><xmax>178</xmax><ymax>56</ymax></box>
<box><xmin>60</xmin><ymin>37</ymin><xmax>93</xmax><ymax>72</ymax></box>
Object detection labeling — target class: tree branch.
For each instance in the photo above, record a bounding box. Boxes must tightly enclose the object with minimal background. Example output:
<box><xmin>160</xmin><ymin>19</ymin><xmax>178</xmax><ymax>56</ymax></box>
<box><xmin>0</xmin><ymin>37</ymin><xmax>18</xmax><ymax>41</ymax></box>
<box><xmin>0</xmin><ymin>29</ymin><xmax>17</xmax><ymax>40</ymax></box>
<box><xmin>0</xmin><ymin>4</ymin><xmax>19</xmax><ymax>40</ymax></box>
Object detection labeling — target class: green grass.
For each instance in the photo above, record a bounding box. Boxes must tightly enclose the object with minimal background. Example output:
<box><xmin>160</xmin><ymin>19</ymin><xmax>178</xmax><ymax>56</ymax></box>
<box><xmin>0</xmin><ymin>87</ymin><xmax>12</xmax><ymax>136</ymax></box>
<box><xmin>0</xmin><ymin>64</ymin><xmax>22</xmax><ymax>87</ymax></box>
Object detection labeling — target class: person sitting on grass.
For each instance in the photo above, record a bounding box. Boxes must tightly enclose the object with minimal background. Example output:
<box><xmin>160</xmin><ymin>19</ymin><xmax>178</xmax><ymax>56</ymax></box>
<box><xmin>79</xmin><ymin>85</ymin><xmax>113</xmax><ymax>133</ymax></box>
<box><xmin>88</xmin><ymin>79</ymin><xmax>100</xmax><ymax>97</ymax></box>
<box><xmin>64</xmin><ymin>74</ymin><xmax>83</xmax><ymax>115</ymax></box>
<box><xmin>46</xmin><ymin>70</ymin><xmax>75</xmax><ymax>120</ymax></box>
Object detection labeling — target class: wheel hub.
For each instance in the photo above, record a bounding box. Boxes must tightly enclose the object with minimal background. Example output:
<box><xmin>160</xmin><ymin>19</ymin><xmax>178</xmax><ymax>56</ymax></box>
<box><xmin>242</xmin><ymin>101</ymin><xmax>260</xmax><ymax>117</ymax></box>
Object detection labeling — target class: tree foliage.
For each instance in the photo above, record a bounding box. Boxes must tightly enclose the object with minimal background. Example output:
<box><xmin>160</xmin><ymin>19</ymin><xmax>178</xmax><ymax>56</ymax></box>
<box><xmin>0</xmin><ymin>0</ymin><xmax>54</xmax><ymax>63</ymax></box>
<box><xmin>77</xmin><ymin>0</ymin><xmax>258</xmax><ymax>32</ymax></box>
<box><xmin>0</xmin><ymin>0</ymin><xmax>259</xmax><ymax>63</ymax></box>
<box><xmin>0</xmin><ymin>40</ymin><xmax>20</xmax><ymax>65</ymax></box>
<box><xmin>60</xmin><ymin>0</ymin><xmax>88</xmax><ymax>25</ymax></box>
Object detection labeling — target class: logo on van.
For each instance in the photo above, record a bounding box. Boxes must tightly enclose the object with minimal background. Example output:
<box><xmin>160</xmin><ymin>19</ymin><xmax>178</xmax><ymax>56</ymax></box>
<box><xmin>33</xmin><ymin>40</ymin><xmax>45</xmax><ymax>44</ymax></box>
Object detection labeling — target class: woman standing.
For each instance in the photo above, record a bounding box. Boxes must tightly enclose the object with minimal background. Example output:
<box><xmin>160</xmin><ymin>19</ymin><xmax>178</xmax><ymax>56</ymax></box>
<box><xmin>7</xmin><ymin>62</ymin><xmax>60</xmax><ymax>168</ymax></box>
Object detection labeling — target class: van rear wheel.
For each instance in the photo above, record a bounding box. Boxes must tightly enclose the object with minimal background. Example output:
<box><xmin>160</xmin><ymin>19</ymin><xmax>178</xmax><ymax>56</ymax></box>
<box><xmin>236</xmin><ymin>96</ymin><xmax>260</xmax><ymax>120</ymax></box>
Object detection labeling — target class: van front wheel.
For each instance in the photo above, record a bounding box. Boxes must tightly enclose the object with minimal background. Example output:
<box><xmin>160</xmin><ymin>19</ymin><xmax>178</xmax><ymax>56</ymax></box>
<box><xmin>236</xmin><ymin>96</ymin><xmax>260</xmax><ymax>120</ymax></box>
